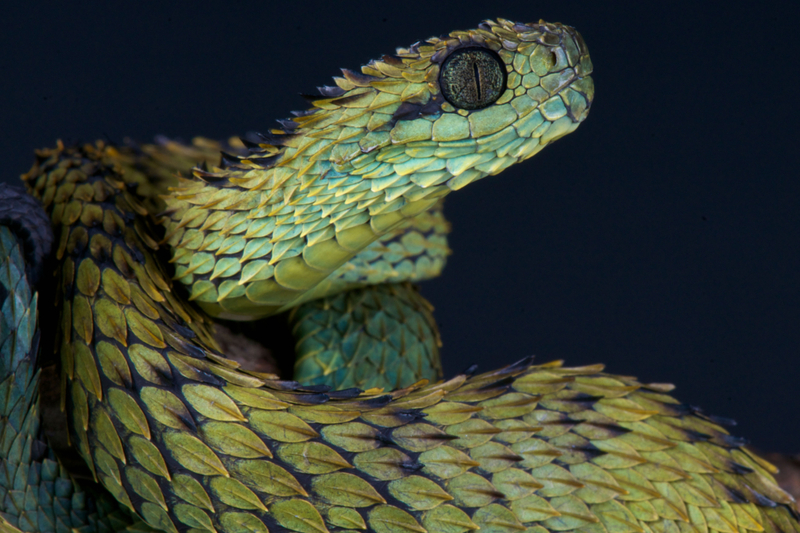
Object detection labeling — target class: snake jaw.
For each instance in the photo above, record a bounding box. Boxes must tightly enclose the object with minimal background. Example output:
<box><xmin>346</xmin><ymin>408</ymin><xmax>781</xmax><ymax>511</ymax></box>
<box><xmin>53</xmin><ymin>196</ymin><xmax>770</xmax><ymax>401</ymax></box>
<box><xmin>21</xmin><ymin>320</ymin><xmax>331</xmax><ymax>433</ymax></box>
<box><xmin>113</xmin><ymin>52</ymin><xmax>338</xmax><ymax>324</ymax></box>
<box><xmin>160</xmin><ymin>19</ymin><xmax>595</xmax><ymax>320</ymax></box>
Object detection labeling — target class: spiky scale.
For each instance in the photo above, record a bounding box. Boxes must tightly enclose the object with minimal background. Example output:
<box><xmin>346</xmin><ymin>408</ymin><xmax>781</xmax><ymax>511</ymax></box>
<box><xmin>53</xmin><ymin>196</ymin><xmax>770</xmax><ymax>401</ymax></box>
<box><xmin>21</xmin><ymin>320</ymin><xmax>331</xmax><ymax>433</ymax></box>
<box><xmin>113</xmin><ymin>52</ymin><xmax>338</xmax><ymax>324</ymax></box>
<box><xmin>272</xmin><ymin>499</ymin><xmax>329</xmax><ymax>533</ymax></box>
<box><xmin>97</xmin><ymin>341</ymin><xmax>133</xmax><ymax>387</ymax></box>
<box><xmin>277</xmin><ymin>442</ymin><xmax>351</xmax><ymax>474</ymax></box>
<box><xmin>312</xmin><ymin>472</ymin><xmax>387</xmax><ymax>507</ymax></box>
<box><xmin>71</xmin><ymin>380</ymin><xmax>89</xmax><ymax>432</ymax></box>
<box><xmin>327</xmin><ymin>506</ymin><xmax>368</xmax><ymax>530</ymax></box>
<box><xmin>447</xmin><ymin>472</ymin><xmax>506</xmax><ymax>507</ymax></box>
<box><xmin>389</xmin><ymin>475</ymin><xmax>454</xmax><ymax>510</ymax></box>
<box><xmin>94</xmin><ymin>298</ymin><xmax>128</xmax><ymax>346</ymax></box>
<box><xmin>173</xmin><ymin>473</ymin><xmax>215</xmax><ymax>513</ymax></box>
<box><xmin>140</xmin><ymin>502</ymin><xmax>179</xmax><ymax>533</ymax></box>
<box><xmin>232</xmin><ymin>459</ymin><xmax>308</xmax><ymax>497</ymax></box>
<box><xmin>173</xmin><ymin>503</ymin><xmax>215</xmax><ymax>532</ymax></box>
<box><xmin>127</xmin><ymin>467</ymin><xmax>168</xmax><ymax>511</ymax></box>
<box><xmin>76</xmin><ymin>258</ymin><xmax>101</xmax><ymax>296</ymax></box>
<box><xmin>223</xmin><ymin>384</ymin><xmax>288</xmax><ymax>410</ymax></box>
<box><xmin>128</xmin><ymin>435</ymin><xmax>170</xmax><ymax>480</ymax></box>
<box><xmin>140</xmin><ymin>387</ymin><xmax>193</xmax><ymax>431</ymax></box>
<box><xmin>510</xmin><ymin>493</ymin><xmax>559</xmax><ymax>522</ymax></box>
<box><xmin>423</xmin><ymin>504</ymin><xmax>479</xmax><ymax>533</ymax></box>
<box><xmin>74</xmin><ymin>340</ymin><xmax>102</xmax><ymax>399</ymax></box>
<box><xmin>183</xmin><ymin>385</ymin><xmax>246</xmax><ymax>422</ymax></box>
<box><xmin>124</xmin><ymin>308</ymin><xmax>167</xmax><ymax>348</ymax></box>
<box><xmin>107</xmin><ymin>388</ymin><xmax>150</xmax><ymax>438</ymax></box>
<box><xmin>129</xmin><ymin>343</ymin><xmax>172</xmax><ymax>385</ymax></box>
<box><xmin>219</xmin><ymin>511</ymin><xmax>268</xmax><ymax>533</ymax></box>
<box><xmin>353</xmin><ymin>447</ymin><xmax>413</xmax><ymax>480</ymax></box>
<box><xmin>162</xmin><ymin>432</ymin><xmax>228</xmax><ymax>477</ymax></box>
<box><xmin>368</xmin><ymin>505</ymin><xmax>426</xmax><ymax>533</ymax></box>
<box><xmin>419</xmin><ymin>446</ymin><xmax>480</xmax><ymax>479</ymax></box>
<box><xmin>475</xmin><ymin>503</ymin><xmax>529</xmax><ymax>532</ymax></box>
<box><xmin>95</xmin><ymin>409</ymin><xmax>126</xmax><ymax>463</ymax></box>
<box><xmin>249</xmin><ymin>410</ymin><xmax>319</xmax><ymax>442</ymax></box>
<box><xmin>209</xmin><ymin>476</ymin><xmax>267</xmax><ymax>512</ymax></box>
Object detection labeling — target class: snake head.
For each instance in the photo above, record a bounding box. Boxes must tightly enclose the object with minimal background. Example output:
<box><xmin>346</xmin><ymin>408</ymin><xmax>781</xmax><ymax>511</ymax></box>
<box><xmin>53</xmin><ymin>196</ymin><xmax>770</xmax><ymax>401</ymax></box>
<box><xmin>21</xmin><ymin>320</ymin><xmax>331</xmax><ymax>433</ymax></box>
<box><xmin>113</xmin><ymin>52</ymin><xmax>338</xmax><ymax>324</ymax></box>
<box><xmin>389</xmin><ymin>19</ymin><xmax>594</xmax><ymax>175</ymax></box>
<box><xmin>292</xmin><ymin>19</ymin><xmax>594</xmax><ymax>184</ymax></box>
<box><xmin>164</xmin><ymin>19</ymin><xmax>594</xmax><ymax>319</ymax></box>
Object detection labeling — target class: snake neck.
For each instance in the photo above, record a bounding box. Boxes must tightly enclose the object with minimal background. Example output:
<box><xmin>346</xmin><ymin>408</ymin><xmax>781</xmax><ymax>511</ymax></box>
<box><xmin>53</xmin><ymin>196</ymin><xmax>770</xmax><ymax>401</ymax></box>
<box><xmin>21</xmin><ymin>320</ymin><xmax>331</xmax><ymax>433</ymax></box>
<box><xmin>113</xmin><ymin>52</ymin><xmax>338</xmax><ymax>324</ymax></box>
<box><xmin>158</xmin><ymin>139</ymin><xmax>449</xmax><ymax>322</ymax></box>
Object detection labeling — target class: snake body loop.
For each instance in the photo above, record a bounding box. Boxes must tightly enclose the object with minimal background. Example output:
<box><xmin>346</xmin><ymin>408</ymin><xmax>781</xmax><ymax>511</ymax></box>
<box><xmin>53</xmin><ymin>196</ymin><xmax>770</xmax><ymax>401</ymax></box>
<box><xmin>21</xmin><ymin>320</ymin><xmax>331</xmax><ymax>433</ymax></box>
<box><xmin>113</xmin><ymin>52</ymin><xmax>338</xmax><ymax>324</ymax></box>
<box><xmin>1</xmin><ymin>18</ymin><xmax>798</xmax><ymax>533</ymax></box>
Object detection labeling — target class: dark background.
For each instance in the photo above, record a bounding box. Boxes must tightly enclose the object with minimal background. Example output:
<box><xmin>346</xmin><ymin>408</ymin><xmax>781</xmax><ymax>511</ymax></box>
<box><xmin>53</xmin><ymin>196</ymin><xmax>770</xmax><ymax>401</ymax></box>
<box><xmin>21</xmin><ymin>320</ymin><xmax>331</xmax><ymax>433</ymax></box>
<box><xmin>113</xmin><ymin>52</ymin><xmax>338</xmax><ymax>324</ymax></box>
<box><xmin>3</xmin><ymin>2</ymin><xmax>798</xmax><ymax>453</ymax></box>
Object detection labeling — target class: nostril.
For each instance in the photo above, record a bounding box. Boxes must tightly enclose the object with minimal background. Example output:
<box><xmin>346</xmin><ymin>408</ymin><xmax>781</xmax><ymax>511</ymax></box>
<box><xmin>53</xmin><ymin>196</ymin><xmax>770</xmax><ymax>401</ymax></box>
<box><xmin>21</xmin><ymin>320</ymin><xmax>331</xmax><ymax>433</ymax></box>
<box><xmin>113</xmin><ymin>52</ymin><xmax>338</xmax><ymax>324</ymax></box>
<box><xmin>545</xmin><ymin>50</ymin><xmax>557</xmax><ymax>71</ymax></box>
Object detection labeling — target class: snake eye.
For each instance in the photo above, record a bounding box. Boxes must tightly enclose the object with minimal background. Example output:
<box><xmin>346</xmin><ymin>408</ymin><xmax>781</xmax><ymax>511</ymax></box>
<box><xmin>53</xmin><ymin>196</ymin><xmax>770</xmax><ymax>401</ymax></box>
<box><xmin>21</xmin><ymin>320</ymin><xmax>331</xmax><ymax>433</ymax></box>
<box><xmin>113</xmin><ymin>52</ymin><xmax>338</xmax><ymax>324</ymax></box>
<box><xmin>439</xmin><ymin>47</ymin><xmax>507</xmax><ymax>110</ymax></box>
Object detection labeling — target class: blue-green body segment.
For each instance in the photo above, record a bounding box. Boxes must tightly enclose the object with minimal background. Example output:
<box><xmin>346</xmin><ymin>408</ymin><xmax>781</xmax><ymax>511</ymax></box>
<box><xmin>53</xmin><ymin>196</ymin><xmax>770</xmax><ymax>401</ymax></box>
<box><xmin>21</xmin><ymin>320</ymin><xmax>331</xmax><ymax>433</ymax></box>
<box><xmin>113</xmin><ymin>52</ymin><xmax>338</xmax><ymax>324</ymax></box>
<box><xmin>0</xmin><ymin>224</ymin><xmax>151</xmax><ymax>532</ymax></box>
<box><xmin>291</xmin><ymin>282</ymin><xmax>441</xmax><ymax>389</ymax></box>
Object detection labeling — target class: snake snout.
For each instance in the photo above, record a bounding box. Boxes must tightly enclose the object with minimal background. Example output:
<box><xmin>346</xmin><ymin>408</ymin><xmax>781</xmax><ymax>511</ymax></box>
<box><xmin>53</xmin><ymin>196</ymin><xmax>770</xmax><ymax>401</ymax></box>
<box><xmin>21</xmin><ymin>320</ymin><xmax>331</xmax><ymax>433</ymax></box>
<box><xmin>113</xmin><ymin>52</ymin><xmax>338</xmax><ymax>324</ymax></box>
<box><xmin>499</xmin><ymin>20</ymin><xmax>595</xmax><ymax>151</ymax></box>
<box><xmin>537</xmin><ymin>22</ymin><xmax>594</xmax><ymax>125</ymax></box>
<box><xmin>562</xmin><ymin>26</ymin><xmax>594</xmax><ymax>124</ymax></box>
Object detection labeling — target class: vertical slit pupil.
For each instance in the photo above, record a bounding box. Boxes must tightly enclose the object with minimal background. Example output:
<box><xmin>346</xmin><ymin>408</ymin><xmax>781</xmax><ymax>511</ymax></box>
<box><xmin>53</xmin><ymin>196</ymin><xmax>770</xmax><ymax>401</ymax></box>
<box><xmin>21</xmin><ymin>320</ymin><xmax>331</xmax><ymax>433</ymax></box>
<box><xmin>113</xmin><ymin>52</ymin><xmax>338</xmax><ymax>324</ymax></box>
<box><xmin>473</xmin><ymin>62</ymin><xmax>482</xmax><ymax>100</ymax></box>
<box><xmin>439</xmin><ymin>47</ymin><xmax>506</xmax><ymax>110</ymax></box>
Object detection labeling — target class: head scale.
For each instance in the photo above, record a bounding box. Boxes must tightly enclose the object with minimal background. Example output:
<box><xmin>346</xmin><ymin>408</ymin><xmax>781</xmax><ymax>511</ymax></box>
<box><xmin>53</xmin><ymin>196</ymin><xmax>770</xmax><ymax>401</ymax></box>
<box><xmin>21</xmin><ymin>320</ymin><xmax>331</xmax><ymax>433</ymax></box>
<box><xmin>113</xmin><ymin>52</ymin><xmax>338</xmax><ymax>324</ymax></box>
<box><xmin>163</xmin><ymin>19</ymin><xmax>594</xmax><ymax>320</ymax></box>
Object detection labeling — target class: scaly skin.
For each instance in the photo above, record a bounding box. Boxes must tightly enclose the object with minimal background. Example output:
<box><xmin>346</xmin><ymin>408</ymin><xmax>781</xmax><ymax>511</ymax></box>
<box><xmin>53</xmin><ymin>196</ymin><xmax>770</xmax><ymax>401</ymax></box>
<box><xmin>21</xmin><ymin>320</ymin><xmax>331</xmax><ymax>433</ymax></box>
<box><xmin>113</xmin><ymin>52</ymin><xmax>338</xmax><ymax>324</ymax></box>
<box><xmin>1</xmin><ymin>17</ymin><xmax>798</xmax><ymax>533</ymax></box>
<box><xmin>0</xmin><ymin>188</ymin><xmax>152</xmax><ymax>532</ymax></box>
<box><xmin>158</xmin><ymin>20</ymin><xmax>593</xmax><ymax>321</ymax></box>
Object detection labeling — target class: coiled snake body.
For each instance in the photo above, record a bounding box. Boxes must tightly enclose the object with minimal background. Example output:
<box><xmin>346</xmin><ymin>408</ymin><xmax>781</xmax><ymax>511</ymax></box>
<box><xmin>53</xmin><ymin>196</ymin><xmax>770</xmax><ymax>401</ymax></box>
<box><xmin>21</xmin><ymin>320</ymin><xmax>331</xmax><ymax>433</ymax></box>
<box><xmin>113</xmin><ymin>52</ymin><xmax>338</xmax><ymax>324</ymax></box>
<box><xmin>1</xmin><ymin>18</ymin><xmax>798</xmax><ymax>533</ymax></box>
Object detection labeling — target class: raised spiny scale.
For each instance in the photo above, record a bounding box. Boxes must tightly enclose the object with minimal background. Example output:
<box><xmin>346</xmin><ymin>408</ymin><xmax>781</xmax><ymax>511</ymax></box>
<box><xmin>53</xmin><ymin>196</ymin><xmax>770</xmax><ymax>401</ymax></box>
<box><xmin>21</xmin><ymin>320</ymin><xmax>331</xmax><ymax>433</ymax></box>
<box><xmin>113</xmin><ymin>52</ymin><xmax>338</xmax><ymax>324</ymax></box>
<box><xmin>22</xmin><ymin>145</ymin><xmax>798</xmax><ymax>533</ymax></box>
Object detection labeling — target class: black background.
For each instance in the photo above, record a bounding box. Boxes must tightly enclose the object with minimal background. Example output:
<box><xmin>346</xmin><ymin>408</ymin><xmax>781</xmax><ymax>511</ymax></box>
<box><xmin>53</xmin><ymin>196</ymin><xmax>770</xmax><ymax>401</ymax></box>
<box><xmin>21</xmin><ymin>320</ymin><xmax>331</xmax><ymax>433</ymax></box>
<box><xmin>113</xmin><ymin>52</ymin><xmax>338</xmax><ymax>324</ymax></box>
<box><xmin>3</xmin><ymin>2</ymin><xmax>799</xmax><ymax>453</ymax></box>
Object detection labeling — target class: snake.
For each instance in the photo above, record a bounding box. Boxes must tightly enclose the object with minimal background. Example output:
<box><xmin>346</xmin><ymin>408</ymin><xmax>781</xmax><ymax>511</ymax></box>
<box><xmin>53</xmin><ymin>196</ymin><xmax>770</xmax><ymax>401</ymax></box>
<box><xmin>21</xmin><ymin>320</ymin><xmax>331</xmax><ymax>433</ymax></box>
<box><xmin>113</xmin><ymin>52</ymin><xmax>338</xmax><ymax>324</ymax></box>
<box><xmin>1</xmin><ymin>17</ymin><xmax>798</xmax><ymax>533</ymax></box>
